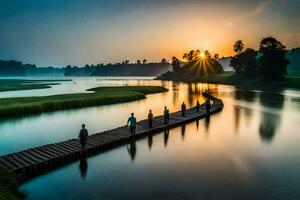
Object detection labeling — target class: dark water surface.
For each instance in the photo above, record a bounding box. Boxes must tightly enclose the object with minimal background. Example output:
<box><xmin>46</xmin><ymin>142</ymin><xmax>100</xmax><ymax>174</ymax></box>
<box><xmin>1</xmin><ymin>78</ymin><xmax>299</xmax><ymax>199</ymax></box>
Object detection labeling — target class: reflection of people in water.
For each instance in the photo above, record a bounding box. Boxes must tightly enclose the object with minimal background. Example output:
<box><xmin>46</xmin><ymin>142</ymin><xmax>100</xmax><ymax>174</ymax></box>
<box><xmin>196</xmin><ymin>120</ymin><xmax>199</xmax><ymax>130</ymax></box>
<box><xmin>79</xmin><ymin>156</ymin><xmax>88</xmax><ymax>179</ymax></box>
<box><xmin>164</xmin><ymin>130</ymin><xmax>169</xmax><ymax>147</ymax></box>
<box><xmin>127</xmin><ymin>138</ymin><xmax>137</xmax><ymax>161</ymax></box>
<box><xmin>148</xmin><ymin>134</ymin><xmax>153</xmax><ymax>150</ymax></box>
<box><xmin>181</xmin><ymin>125</ymin><xmax>185</xmax><ymax>140</ymax></box>
<box><xmin>205</xmin><ymin>115</ymin><xmax>210</xmax><ymax>133</ymax></box>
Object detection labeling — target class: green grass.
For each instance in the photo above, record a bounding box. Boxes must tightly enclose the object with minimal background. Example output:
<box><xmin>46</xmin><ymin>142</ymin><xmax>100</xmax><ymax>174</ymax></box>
<box><xmin>0</xmin><ymin>167</ymin><xmax>24</xmax><ymax>200</ymax></box>
<box><xmin>200</xmin><ymin>71</ymin><xmax>235</xmax><ymax>85</ymax></box>
<box><xmin>0</xmin><ymin>79</ymin><xmax>71</xmax><ymax>92</ymax></box>
<box><xmin>283</xmin><ymin>74</ymin><xmax>300</xmax><ymax>89</ymax></box>
<box><xmin>0</xmin><ymin>86</ymin><xmax>168</xmax><ymax>118</ymax></box>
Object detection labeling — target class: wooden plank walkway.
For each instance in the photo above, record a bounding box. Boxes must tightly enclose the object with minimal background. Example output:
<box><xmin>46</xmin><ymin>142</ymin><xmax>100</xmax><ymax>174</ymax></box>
<box><xmin>0</xmin><ymin>95</ymin><xmax>223</xmax><ymax>182</ymax></box>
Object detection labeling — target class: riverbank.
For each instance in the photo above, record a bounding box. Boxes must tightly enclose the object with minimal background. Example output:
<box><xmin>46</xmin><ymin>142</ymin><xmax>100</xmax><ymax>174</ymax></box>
<box><xmin>0</xmin><ymin>167</ymin><xmax>24</xmax><ymax>200</ymax></box>
<box><xmin>0</xmin><ymin>79</ymin><xmax>71</xmax><ymax>92</ymax></box>
<box><xmin>201</xmin><ymin>72</ymin><xmax>300</xmax><ymax>90</ymax></box>
<box><xmin>157</xmin><ymin>71</ymin><xmax>300</xmax><ymax>90</ymax></box>
<box><xmin>0</xmin><ymin>86</ymin><xmax>168</xmax><ymax>118</ymax></box>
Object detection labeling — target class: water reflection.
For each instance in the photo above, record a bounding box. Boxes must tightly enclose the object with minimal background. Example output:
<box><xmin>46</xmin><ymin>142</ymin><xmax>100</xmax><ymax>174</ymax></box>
<box><xmin>148</xmin><ymin>134</ymin><xmax>153</xmax><ymax>150</ymax></box>
<box><xmin>127</xmin><ymin>138</ymin><xmax>137</xmax><ymax>161</ymax></box>
<box><xmin>172</xmin><ymin>82</ymin><xmax>179</xmax><ymax>105</ymax></box>
<box><xmin>164</xmin><ymin>130</ymin><xmax>169</xmax><ymax>147</ymax></box>
<box><xmin>205</xmin><ymin>115</ymin><xmax>210</xmax><ymax>133</ymax></box>
<box><xmin>181</xmin><ymin>125</ymin><xmax>186</xmax><ymax>141</ymax></box>
<box><xmin>233</xmin><ymin>89</ymin><xmax>257</xmax><ymax>133</ymax></box>
<box><xmin>234</xmin><ymin>106</ymin><xmax>241</xmax><ymax>132</ymax></box>
<box><xmin>79</xmin><ymin>155</ymin><xmax>88</xmax><ymax>179</ymax></box>
<box><xmin>234</xmin><ymin>89</ymin><xmax>257</xmax><ymax>102</ymax></box>
<box><xmin>196</xmin><ymin>120</ymin><xmax>199</xmax><ymax>130</ymax></box>
<box><xmin>258</xmin><ymin>92</ymin><xmax>284</xmax><ymax>142</ymax></box>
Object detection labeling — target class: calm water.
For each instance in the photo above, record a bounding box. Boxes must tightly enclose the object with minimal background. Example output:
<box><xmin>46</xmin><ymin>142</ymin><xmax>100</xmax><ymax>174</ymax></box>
<box><xmin>1</xmin><ymin>78</ymin><xmax>300</xmax><ymax>199</ymax></box>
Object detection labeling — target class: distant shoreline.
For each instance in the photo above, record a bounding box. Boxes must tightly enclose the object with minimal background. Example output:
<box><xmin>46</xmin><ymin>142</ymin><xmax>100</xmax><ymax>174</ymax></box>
<box><xmin>0</xmin><ymin>79</ymin><xmax>72</xmax><ymax>92</ymax></box>
<box><xmin>156</xmin><ymin>71</ymin><xmax>300</xmax><ymax>90</ymax></box>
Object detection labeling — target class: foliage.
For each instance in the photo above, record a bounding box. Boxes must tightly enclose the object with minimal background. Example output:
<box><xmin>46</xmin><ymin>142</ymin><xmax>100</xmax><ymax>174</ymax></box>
<box><xmin>259</xmin><ymin>37</ymin><xmax>289</xmax><ymax>80</ymax></box>
<box><xmin>230</xmin><ymin>48</ymin><xmax>258</xmax><ymax>77</ymax></box>
<box><xmin>183</xmin><ymin>50</ymin><xmax>200</xmax><ymax>62</ymax></box>
<box><xmin>287</xmin><ymin>48</ymin><xmax>300</xmax><ymax>72</ymax></box>
<box><xmin>233</xmin><ymin>40</ymin><xmax>244</xmax><ymax>54</ymax></box>
<box><xmin>171</xmin><ymin>56</ymin><xmax>181</xmax><ymax>72</ymax></box>
<box><xmin>213</xmin><ymin>54</ymin><xmax>219</xmax><ymax>60</ymax></box>
<box><xmin>161</xmin><ymin>58</ymin><xmax>168</xmax><ymax>65</ymax></box>
<box><xmin>0</xmin><ymin>60</ymin><xmax>30</xmax><ymax>76</ymax></box>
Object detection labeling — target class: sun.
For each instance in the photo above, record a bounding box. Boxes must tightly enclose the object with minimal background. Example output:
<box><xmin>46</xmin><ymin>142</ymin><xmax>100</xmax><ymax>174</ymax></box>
<box><xmin>199</xmin><ymin>52</ymin><xmax>205</xmax><ymax>59</ymax></box>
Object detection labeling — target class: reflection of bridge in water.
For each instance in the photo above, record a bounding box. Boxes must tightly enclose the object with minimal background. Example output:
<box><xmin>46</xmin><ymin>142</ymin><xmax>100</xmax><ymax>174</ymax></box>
<box><xmin>0</xmin><ymin>94</ymin><xmax>223</xmax><ymax>182</ymax></box>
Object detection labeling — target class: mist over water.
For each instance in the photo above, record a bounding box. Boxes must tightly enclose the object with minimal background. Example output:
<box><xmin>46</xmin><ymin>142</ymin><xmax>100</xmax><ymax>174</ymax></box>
<box><xmin>0</xmin><ymin>77</ymin><xmax>299</xmax><ymax>199</ymax></box>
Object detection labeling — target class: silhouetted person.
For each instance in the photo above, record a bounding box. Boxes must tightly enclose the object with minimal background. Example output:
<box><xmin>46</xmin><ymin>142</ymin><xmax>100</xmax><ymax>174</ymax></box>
<box><xmin>78</xmin><ymin>124</ymin><xmax>89</xmax><ymax>149</ymax></box>
<box><xmin>164</xmin><ymin>106</ymin><xmax>170</xmax><ymax>124</ymax></box>
<box><xmin>79</xmin><ymin>155</ymin><xmax>88</xmax><ymax>179</ymax></box>
<box><xmin>127</xmin><ymin>138</ymin><xmax>136</xmax><ymax>161</ymax></box>
<box><xmin>148</xmin><ymin>110</ymin><xmax>153</xmax><ymax>128</ymax></box>
<box><xmin>181</xmin><ymin>102</ymin><xmax>186</xmax><ymax>117</ymax></box>
<box><xmin>196</xmin><ymin>120</ymin><xmax>199</xmax><ymax>130</ymax></box>
<box><xmin>205</xmin><ymin>99</ymin><xmax>211</xmax><ymax>115</ymax></box>
<box><xmin>196</xmin><ymin>100</ymin><xmax>200</xmax><ymax>112</ymax></box>
<box><xmin>127</xmin><ymin>113</ymin><xmax>137</xmax><ymax>135</ymax></box>
<box><xmin>164</xmin><ymin>130</ymin><xmax>169</xmax><ymax>147</ymax></box>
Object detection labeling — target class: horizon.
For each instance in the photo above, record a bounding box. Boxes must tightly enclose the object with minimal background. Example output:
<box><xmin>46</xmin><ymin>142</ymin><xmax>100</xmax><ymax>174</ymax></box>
<box><xmin>0</xmin><ymin>0</ymin><xmax>299</xmax><ymax>67</ymax></box>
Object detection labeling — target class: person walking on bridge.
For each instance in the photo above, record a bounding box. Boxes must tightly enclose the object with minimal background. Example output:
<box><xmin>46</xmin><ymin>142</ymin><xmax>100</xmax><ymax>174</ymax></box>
<box><xmin>127</xmin><ymin>113</ymin><xmax>137</xmax><ymax>135</ymax></box>
<box><xmin>79</xmin><ymin>124</ymin><xmax>89</xmax><ymax>149</ymax></box>
<box><xmin>164</xmin><ymin>106</ymin><xmax>170</xmax><ymax>124</ymax></box>
<box><xmin>196</xmin><ymin>100</ymin><xmax>200</xmax><ymax>112</ymax></box>
<box><xmin>205</xmin><ymin>99</ymin><xmax>211</xmax><ymax>115</ymax></box>
<box><xmin>148</xmin><ymin>110</ymin><xmax>153</xmax><ymax>128</ymax></box>
<box><xmin>181</xmin><ymin>102</ymin><xmax>186</xmax><ymax>117</ymax></box>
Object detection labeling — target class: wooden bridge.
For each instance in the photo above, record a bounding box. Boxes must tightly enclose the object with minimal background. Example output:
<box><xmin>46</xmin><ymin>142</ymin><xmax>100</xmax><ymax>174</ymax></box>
<box><xmin>0</xmin><ymin>95</ymin><xmax>223</xmax><ymax>182</ymax></box>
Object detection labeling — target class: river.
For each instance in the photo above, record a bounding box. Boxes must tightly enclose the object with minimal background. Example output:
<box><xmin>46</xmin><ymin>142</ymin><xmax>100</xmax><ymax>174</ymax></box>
<box><xmin>1</xmin><ymin>77</ymin><xmax>299</xmax><ymax>199</ymax></box>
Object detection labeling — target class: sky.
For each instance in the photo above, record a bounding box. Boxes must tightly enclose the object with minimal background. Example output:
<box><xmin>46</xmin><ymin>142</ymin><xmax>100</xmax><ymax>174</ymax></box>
<box><xmin>0</xmin><ymin>0</ymin><xmax>299</xmax><ymax>66</ymax></box>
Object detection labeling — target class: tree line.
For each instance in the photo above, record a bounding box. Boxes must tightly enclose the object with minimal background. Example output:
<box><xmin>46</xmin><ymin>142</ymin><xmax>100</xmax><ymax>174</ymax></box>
<box><xmin>230</xmin><ymin>37</ymin><xmax>289</xmax><ymax>81</ymax></box>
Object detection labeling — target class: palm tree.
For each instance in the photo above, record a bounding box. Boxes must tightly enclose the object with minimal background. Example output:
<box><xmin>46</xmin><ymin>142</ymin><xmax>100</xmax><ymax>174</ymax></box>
<box><xmin>204</xmin><ymin>50</ymin><xmax>211</xmax><ymax>59</ymax></box>
<box><xmin>142</xmin><ymin>59</ymin><xmax>147</xmax><ymax>64</ymax></box>
<box><xmin>213</xmin><ymin>54</ymin><xmax>219</xmax><ymax>60</ymax></box>
<box><xmin>137</xmin><ymin>60</ymin><xmax>141</xmax><ymax>64</ymax></box>
<box><xmin>171</xmin><ymin>56</ymin><xmax>180</xmax><ymax>72</ymax></box>
<box><xmin>233</xmin><ymin>40</ymin><xmax>244</xmax><ymax>54</ymax></box>
<box><xmin>183</xmin><ymin>53</ymin><xmax>188</xmax><ymax>61</ymax></box>
<box><xmin>161</xmin><ymin>58</ymin><xmax>168</xmax><ymax>64</ymax></box>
